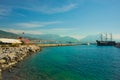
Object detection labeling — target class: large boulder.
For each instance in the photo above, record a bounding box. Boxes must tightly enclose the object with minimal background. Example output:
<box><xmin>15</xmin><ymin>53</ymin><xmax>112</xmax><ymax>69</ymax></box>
<box><xmin>0</xmin><ymin>59</ymin><xmax>6</xmax><ymax>64</ymax></box>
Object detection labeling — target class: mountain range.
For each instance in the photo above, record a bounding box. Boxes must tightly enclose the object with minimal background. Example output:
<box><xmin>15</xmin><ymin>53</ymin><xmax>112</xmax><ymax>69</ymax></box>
<box><xmin>0</xmin><ymin>30</ymin><xmax>19</xmax><ymax>38</ymax></box>
<box><xmin>1</xmin><ymin>30</ymin><xmax>119</xmax><ymax>43</ymax></box>
<box><xmin>0</xmin><ymin>30</ymin><xmax>79</xmax><ymax>43</ymax></box>
<box><xmin>21</xmin><ymin>34</ymin><xmax>79</xmax><ymax>43</ymax></box>
<box><xmin>80</xmin><ymin>35</ymin><xmax>120</xmax><ymax>43</ymax></box>
<box><xmin>80</xmin><ymin>35</ymin><xmax>99</xmax><ymax>43</ymax></box>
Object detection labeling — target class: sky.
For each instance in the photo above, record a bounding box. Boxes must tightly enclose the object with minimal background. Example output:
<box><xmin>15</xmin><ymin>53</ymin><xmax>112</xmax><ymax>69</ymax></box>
<box><xmin>0</xmin><ymin>0</ymin><xmax>120</xmax><ymax>40</ymax></box>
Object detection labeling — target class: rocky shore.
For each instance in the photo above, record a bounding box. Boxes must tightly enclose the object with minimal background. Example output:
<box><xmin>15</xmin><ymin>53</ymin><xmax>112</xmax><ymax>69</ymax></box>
<box><xmin>0</xmin><ymin>45</ymin><xmax>41</xmax><ymax>80</ymax></box>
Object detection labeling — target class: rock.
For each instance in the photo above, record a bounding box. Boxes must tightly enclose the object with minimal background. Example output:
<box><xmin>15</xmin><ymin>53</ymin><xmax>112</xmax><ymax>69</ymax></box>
<box><xmin>0</xmin><ymin>69</ymin><xmax>2</xmax><ymax>80</ymax></box>
<box><xmin>0</xmin><ymin>45</ymin><xmax>41</xmax><ymax>71</ymax></box>
<box><xmin>7</xmin><ymin>53</ymin><xmax>16</xmax><ymax>61</ymax></box>
<box><xmin>0</xmin><ymin>59</ymin><xmax>6</xmax><ymax>64</ymax></box>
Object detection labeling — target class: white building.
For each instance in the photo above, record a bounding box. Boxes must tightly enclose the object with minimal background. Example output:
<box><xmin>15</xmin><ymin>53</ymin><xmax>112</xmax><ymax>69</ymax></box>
<box><xmin>0</xmin><ymin>38</ymin><xmax>22</xmax><ymax>44</ymax></box>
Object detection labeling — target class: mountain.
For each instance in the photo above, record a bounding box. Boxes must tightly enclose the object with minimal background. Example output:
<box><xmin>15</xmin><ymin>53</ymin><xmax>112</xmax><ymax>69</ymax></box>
<box><xmin>0</xmin><ymin>30</ymin><xmax>79</xmax><ymax>43</ymax></box>
<box><xmin>0</xmin><ymin>30</ymin><xmax>39</xmax><ymax>40</ymax></box>
<box><xmin>80</xmin><ymin>35</ymin><xmax>120</xmax><ymax>43</ymax></box>
<box><xmin>21</xmin><ymin>34</ymin><xmax>79</xmax><ymax>43</ymax></box>
<box><xmin>0</xmin><ymin>30</ymin><xmax>19</xmax><ymax>38</ymax></box>
<box><xmin>80</xmin><ymin>35</ymin><xmax>99</xmax><ymax>43</ymax></box>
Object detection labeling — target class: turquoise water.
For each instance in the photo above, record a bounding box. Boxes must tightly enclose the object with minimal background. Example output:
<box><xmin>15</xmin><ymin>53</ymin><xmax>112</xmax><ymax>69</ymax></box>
<box><xmin>3</xmin><ymin>45</ymin><xmax>120</xmax><ymax>80</ymax></box>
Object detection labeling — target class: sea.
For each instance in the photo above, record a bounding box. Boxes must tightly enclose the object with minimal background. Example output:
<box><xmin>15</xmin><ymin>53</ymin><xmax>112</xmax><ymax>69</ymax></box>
<box><xmin>2</xmin><ymin>45</ymin><xmax>120</xmax><ymax>80</ymax></box>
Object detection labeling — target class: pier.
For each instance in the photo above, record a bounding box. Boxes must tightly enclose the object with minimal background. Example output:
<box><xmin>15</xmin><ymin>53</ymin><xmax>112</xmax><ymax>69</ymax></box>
<box><xmin>38</xmin><ymin>43</ymin><xmax>79</xmax><ymax>47</ymax></box>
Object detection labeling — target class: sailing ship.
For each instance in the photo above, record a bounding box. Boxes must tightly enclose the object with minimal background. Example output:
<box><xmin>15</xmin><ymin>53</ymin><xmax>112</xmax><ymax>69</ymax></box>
<box><xmin>96</xmin><ymin>33</ymin><xmax>116</xmax><ymax>46</ymax></box>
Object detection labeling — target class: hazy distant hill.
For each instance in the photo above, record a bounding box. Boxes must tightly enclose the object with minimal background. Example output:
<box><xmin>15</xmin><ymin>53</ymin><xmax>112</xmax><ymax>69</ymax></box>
<box><xmin>0</xmin><ymin>30</ymin><xmax>38</xmax><ymax>40</ymax></box>
<box><xmin>21</xmin><ymin>34</ymin><xmax>79</xmax><ymax>43</ymax></box>
<box><xmin>80</xmin><ymin>35</ymin><xmax>120</xmax><ymax>43</ymax></box>
<box><xmin>80</xmin><ymin>35</ymin><xmax>99</xmax><ymax>43</ymax></box>
<box><xmin>0</xmin><ymin>30</ymin><xmax>79</xmax><ymax>43</ymax></box>
<box><xmin>0</xmin><ymin>30</ymin><xmax>19</xmax><ymax>38</ymax></box>
<box><xmin>1</xmin><ymin>30</ymin><xmax>119</xmax><ymax>43</ymax></box>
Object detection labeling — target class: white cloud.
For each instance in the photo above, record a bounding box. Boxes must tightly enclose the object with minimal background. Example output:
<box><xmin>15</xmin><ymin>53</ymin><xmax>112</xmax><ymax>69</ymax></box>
<box><xmin>14</xmin><ymin>23</ymin><xmax>43</xmax><ymax>28</ymax></box>
<box><xmin>49</xmin><ymin>28</ymin><xmax>75</xmax><ymax>31</ymax></box>
<box><xmin>0</xmin><ymin>1</ymin><xmax>78</xmax><ymax>15</ymax></box>
<box><xmin>69</xmin><ymin>35</ymin><xmax>85</xmax><ymax>40</ymax></box>
<box><xmin>113</xmin><ymin>34</ymin><xmax>120</xmax><ymax>40</ymax></box>
<box><xmin>0</xmin><ymin>6</ymin><xmax>11</xmax><ymax>16</ymax></box>
<box><xmin>13</xmin><ymin>21</ymin><xmax>62</xmax><ymax>28</ymax></box>
<box><xmin>16</xmin><ymin>3</ymin><xmax>78</xmax><ymax>14</ymax></box>
<box><xmin>32</xmin><ymin>3</ymin><xmax>78</xmax><ymax>14</ymax></box>
<box><xmin>2</xmin><ymin>29</ymin><xmax>42</xmax><ymax>35</ymax></box>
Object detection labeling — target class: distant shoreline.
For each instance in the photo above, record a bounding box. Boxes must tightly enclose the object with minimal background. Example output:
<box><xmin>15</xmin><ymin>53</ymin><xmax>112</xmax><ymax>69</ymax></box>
<box><xmin>38</xmin><ymin>43</ymin><xmax>80</xmax><ymax>47</ymax></box>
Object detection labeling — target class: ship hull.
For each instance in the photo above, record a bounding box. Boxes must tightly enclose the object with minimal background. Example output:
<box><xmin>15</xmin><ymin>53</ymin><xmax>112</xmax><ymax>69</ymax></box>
<box><xmin>96</xmin><ymin>40</ymin><xmax>116</xmax><ymax>46</ymax></box>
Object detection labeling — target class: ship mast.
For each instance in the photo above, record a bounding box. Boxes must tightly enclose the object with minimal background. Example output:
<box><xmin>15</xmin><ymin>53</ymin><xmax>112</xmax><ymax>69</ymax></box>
<box><xmin>105</xmin><ymin>33</ymin><xmax>108</xmax><ymax>41</ymax></box>
<box><xmin>110</xmin><ymin>33</ymin><xmax>112</xmax><ymax>41</ymax></box>
<box><xmin>100</xmin><ymin>33</ymin><xmax>103</xmax><ymax>41</ymax></box>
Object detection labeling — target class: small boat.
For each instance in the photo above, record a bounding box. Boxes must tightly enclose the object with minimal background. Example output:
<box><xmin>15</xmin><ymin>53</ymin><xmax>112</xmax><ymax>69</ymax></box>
<box><xmin>87</xmin><ymin>43</ymin><xmax>90</xmax><ymax>45</ymax></box>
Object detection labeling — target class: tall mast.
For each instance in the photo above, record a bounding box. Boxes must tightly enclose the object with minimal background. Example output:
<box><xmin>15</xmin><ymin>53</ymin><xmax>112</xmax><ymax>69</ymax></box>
<box><xmin>110</xmin><ymin>33</ymin><xmax>112</xmax><ymax>41</ymax></box>
<box><xmin>105</xmin><ymin>33</ymin><xmax>107</xmax><ymax>41</ymax></box>
<box><xmin>100</xmin><ymin>33</ymin><xmax>103</xmax><ymax>41</ymax></box>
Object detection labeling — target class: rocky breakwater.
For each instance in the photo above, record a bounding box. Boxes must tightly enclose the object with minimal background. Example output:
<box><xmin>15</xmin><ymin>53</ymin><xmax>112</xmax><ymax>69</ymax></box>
<box><xmin>0</xmin><ymin>45</ymin><xmax>40</xmax><ymax>80</ymax></box>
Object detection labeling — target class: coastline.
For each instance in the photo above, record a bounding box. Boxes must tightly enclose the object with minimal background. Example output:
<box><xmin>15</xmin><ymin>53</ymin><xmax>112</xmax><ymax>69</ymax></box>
<box><xmin>0</xmin><ymin>44</ymin><xmax>78</xmax><ymax>80</ymax></box>
<box><xmin>38</xmin><ymin>43</ymin><xmax>79</xmax><ymax>47</ymax></box>
<box><xmin>0</xmin><ymin>45</ymin><xmax>41</xmax><ymax>80</ymax></box>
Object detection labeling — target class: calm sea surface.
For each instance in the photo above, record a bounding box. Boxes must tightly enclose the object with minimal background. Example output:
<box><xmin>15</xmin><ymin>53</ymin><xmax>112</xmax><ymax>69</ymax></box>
<box><xmin>3</xmin><ymin>45</ymin><xmax>120</xmax><ymax>80</ymax></box>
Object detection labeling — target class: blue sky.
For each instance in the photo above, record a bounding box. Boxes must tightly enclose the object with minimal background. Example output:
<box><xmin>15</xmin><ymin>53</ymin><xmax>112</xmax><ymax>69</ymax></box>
<box><xmin>0</xmin><ymin>0</ymin><xmax>120</xmax><ymax>39</ymax></box>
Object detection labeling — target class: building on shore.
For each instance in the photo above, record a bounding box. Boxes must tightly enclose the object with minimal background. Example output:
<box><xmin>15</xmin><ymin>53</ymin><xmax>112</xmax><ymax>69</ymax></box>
<box><xmin>0</xmin><ymin>38</ymin><xmax>22</xmax><ymax>45</ymax></box>
<box><xmin>18</xmin><ymin>37</ymin><xmax>32</xmax><ymax>45</ymax></box>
